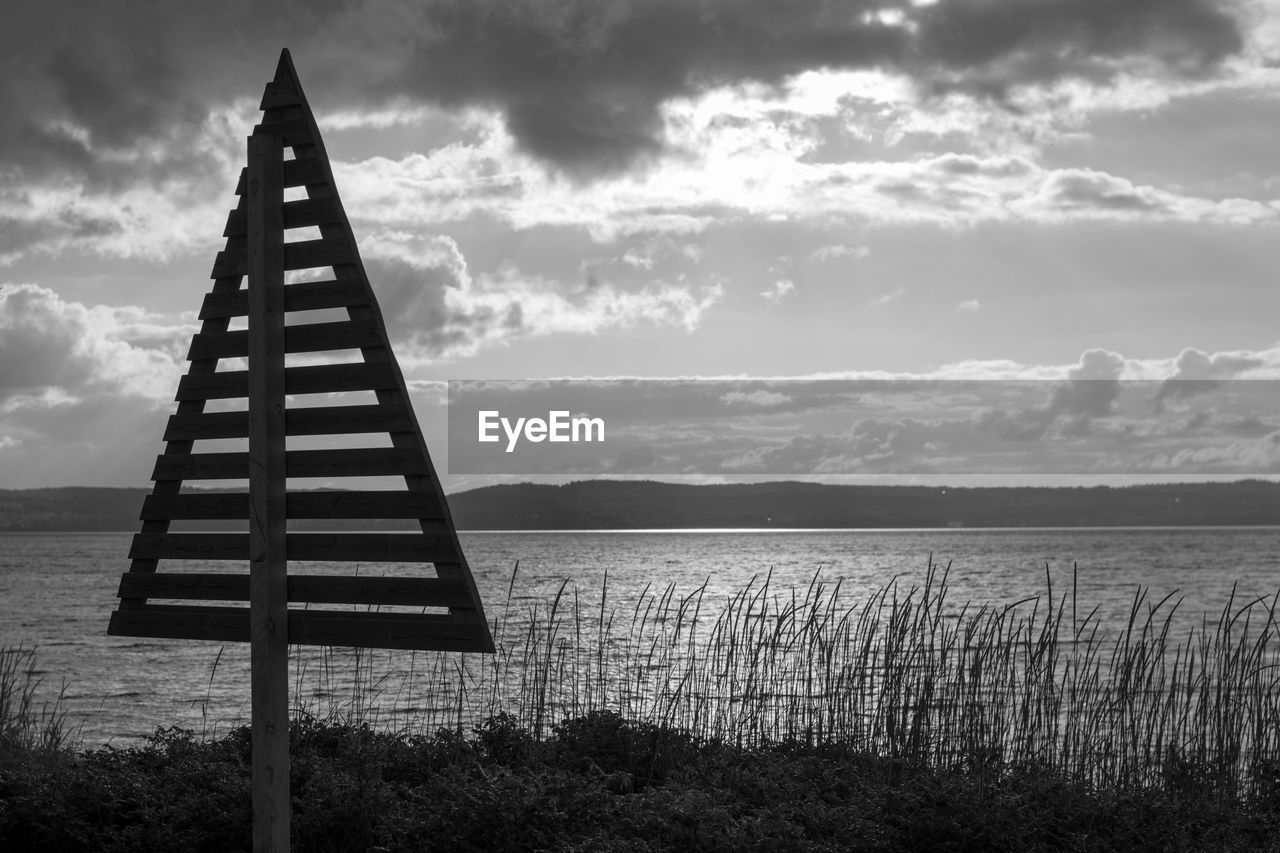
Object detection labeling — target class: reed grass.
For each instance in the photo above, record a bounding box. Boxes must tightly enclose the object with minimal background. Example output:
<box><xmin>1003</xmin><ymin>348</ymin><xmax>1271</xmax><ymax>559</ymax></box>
<box><xmin>289</xmin><ymin>558</ymin><xmax>1280</xmax><ymax>809</ymax></box>
<box><xmin>0</xmin><ymin>644</ymin><xmax>78</xmax><ymax>752</ymax></box>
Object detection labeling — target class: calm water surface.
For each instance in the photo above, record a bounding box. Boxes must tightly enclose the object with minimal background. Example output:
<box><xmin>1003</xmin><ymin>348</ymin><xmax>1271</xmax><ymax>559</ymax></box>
<box><xmin>2</xmin><ymin>528</ymin><xmax>1278</xmax><ymax>746</ymax></box>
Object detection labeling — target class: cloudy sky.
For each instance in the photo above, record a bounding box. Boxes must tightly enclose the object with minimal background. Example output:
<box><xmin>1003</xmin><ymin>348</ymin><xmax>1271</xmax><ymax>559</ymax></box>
<box><xmin>3</xmin><ymin>0</ymin><xmax>1280</xmax><ymax>490</ymax></box>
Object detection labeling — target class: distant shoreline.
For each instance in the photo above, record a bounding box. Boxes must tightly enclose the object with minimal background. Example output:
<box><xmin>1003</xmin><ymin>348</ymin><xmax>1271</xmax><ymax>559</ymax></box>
<box><xmin>2</xmin><ymin>480</ymin><xmax>1277</xmax><ymax>531</ymax></box>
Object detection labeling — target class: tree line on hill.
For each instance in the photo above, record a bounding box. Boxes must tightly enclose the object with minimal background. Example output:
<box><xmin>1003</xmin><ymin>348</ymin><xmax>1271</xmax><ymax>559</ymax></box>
<box><xmin>0</xmin><ymin>480</ymin><xmax>1276</xmax><ymax>532</ymax></box>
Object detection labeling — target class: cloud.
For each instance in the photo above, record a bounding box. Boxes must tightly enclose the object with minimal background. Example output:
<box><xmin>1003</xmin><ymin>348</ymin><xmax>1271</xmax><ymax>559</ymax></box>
<box><xmin>1154</xmin><ymin>346</ymin><xmax>1267</xmax><ymax>409</ymax></box>
<box><xmin>869</xmin><ymin>286</ymin><xmax>905</xmax><ymax>308</ymax></box>
<box><xmin>720</xmin><ymin>390</ymin><xmax>792</xmax><ymax>408</ymax></box>
<box><xmin>913</xmin><ymin>0</ymin><xmax>1243</xmax><ymax>94</ymax></box>
<box><xmin>0</xmin><ymin>283</ymin><xmax>188</xmax><ymax>402</ymax></box>
<box><xmin>330</xmin><ymin>138</ymin><xmax>1278</xmax><ymax>249</ymax></box>
<box><xmin>0</xmin><ymin>282</ymin><xmax>196</xmax><ymax>487</ymax></box>
<box><xmin>760</xmin><ymin>279</ymin><xmax>795</xmax><ymax>303</ymax></box>
<box><xmin>810</xmin><ymin>243</ymin><xmax>871</xmax><ymax>262</ymax></box>
<box><xmin>359</xmin><ymin>232</ymin><xmax>724</xmax><ymax>360</ymax></box>
<box><xmin>0</xmin><ymin>0</ymin><xmax>1250</xmax><ymax>187</ymax></box>
<box><xmin>956</xmin><ymin>299</ymin><xmax>981</xmax><ymax>313</ymax></box>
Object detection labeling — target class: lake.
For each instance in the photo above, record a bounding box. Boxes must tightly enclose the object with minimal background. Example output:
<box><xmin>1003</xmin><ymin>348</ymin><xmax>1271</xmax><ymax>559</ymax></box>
<box><xmin>2</xmin><ymin>527</ymin><xmax>1278</xmax><ymax>747</ymax></box>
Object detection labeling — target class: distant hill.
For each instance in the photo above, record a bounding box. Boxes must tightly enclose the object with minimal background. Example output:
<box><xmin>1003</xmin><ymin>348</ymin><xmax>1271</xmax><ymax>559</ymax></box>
<box><xmin>3</xmin><ymin>480</ymin><xmax>1274</xmax><ymax>532</ymax></box>
<box><xmin>446</xmin><ymin>480</ymin><xmax>1280</xmax><ymax>529</ymax></box>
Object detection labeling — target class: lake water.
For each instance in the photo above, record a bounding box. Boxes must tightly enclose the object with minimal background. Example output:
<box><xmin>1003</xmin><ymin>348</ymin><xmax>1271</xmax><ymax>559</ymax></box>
<box><xmin>3</xmin><ymin>528</ymin><xmax>1279</xmax><ymax>747</ymax></box>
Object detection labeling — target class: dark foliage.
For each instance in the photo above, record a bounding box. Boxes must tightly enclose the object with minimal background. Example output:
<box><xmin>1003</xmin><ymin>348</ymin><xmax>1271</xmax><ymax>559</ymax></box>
<box><xmin>2</xmin><ymin>714</ymin><xmax>1277</xmax><ymax>852</ymax></box>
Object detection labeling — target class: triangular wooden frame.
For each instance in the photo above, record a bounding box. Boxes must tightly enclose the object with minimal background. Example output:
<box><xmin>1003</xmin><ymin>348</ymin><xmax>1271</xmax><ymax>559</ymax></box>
<box><xmin>108</xmin><ymin>49</ymin><xmax>494</xmax><ymax>655</ymax></box>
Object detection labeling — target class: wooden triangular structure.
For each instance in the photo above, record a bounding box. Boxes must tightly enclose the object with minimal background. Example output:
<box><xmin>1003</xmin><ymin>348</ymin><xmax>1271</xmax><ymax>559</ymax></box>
<box><xmin>108</xmin><ymin>49</ymin><xmax>493</xmax><ymax>655</ymax></box>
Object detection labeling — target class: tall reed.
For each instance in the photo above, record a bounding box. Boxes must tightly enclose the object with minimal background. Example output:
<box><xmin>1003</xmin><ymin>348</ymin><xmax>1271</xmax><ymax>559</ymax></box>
<box><xmin>0</xmin><ymin>644</ymin><xmax>78</xmax><ymax>752</ymax></box>
<box><xmin>284</xmin><ymin>559</ymin><xmax>1280</xmax><ymax>806</ymax></box>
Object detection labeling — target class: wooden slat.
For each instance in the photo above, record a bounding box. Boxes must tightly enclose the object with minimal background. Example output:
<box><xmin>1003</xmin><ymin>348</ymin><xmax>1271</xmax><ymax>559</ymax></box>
<box><xmin>282</xmin><ymin>320</ymin><xmax>381</xmax><ymax>353</ymax></box>
<box><xmin>151</xmin><ymin>446</ymin><xmax>421</xmax><ymax>479</ymax></box>
<box><xmin>294</xmin><ymin>610</ymin><xmax>489</xmax><ymax>649</ymax></box>
<box><xmin>286</xmin><ymin>532</ymin><xmax>455</xmax><ymax>561</ymax></box>
<box><xmin>150</xmin><ymin>447</ymin><xmax>426</xmax><ymax>480</ymax></box>
<box><xmin>260</xmin><ymin>80</ymin><xmax>302</xmax><ymax>110</ymax></box>
<box><xmin>287</xmin><ymin>491</ymin><xmax>444</xmax><ymax>519</ymax></box>
<box><xmin>129</xmin><ymin>532</ymin><xmax>246</xmax><ymax>559</ymax></box>
<box><xmin>186</xmin><ymin>320</ymin><xmax>381</xmax><ymax>359</ymax></box>
<box><xmin>176</xmin><ymin>363</ymin><xmax>396</xmax><ymax>401</ymax></box>
<box><xmin>286</xmin><ymin>447</ymin><xmax>428</xmax><ymax>477</ymax></box>
<box><xmin>199</xmin><ymin>279</ymin><xmax>369</xmax><ymax>320</ymax></box>
<box><xmin>253</xmin><ymin>118</ymin><xmax>312</xmax><ymax>147</ymax></box>
<box><xmin>117</xmin><ymin>573</ymin><xmax>472</xmax><ymax>607</ymax></box>
<box><xmin>164</xmin><ymin>404</ymin><xmax>413</xmax><ymax>440</ymax></box>
<box><xmin>128</xmin><ymin>532</ymin><xmax>456</xmax><ymax>562</ymax></box>
<box><xmin>163</xmin><ymin>410</ymin><xmax>249</xmax><ymax>441</ymax></box>
<box><xmin>283</xmin><ymin>363</ymin><xmax>399</xmax><ymax>395</ymax></box>
<box><xmin>235</xmin><ymin>157</ymin><xmax>326</xmax><ymax>195</ymax></box>
<box><xmin>282</xmin><ymin>238</ymin><xmax>353</xmax><ymax>271</ymax></box>
<box><xmin>186</xmin><ymin>329</ymin><xmax>247</xmax><ymax>359</ymax></box>
<box><xmin>140</xmin><ymin>490</ymin><xmax>443</xmax><ymax>520</ymax></box>
<box><xmin>141</xmin><ymin>492</ymin><xmax>249</xmax><ymax>519</ymax></box>
<box><xmin>284</xmin><ymin>404</ymin><xmax>414</xmax><ymax>436</ymax></box>
<box><xmin>211</xmin><ymin>240</ymin><xmax>353</xmax><ymax>278</ymax></box>
<box><xmin>108</xmin><ymin>606</ymin><xmax>491</xmax><ymax>650</ymax></box>
<box><xmin>173</xmin><ymin>371</ymin><xmax>249</xmax><ymax>401</ymax></box>
<box><xmin>290</xmin><ymin>576</ymin><xmax>470</xmax><ymax>606</ymax></box>
<box><xmin>224</xmin><ymin>197</ymin><xmax>342</xmax><ymax>238</ymax></box>
<box><xmin>151</xmin><ymin>452</ymin><xmax>247</xmax><ymax>480</ymax></box>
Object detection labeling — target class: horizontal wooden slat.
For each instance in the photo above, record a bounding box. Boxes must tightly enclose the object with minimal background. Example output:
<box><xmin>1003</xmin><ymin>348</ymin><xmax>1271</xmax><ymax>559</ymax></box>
<box><xmin>186</xmin><ymin>329</ymin><xmax>247</xmax><ymax>359</ymax></box>
<box><xmin>288</xmin><ymin>491</ymin><xmax>444</xmax><ymax>519</ymax></box>
<box><xmin>210</xmin><ymin>239</ymin><xmax>352</xmax><ymax>278</ymax></box>
<box><xmin>186</xmin><ymin>320</ymin><xmax>381</xmax><ymax>359</ymax></box>
<box><xmin>284</xmin><ymin>404</ymin><xmax>414</xmax><ymax>436</ymax></box>
<box><xmin>173</xmin><ymin>372</ymin><xmax>248</xmax><ymax>401</ymax></box>
<box><xmin>128</xmin><ymin>532</ymin><xmax>456</xmax><ymax>562</ymax></box>
<box><xmin>223</xmin><ymin>197</ymin><xmax>342</xmax><ymax>238</ymax></box>
<box><xmin>260</xmin><ymin>80</ymin><xmax>303</xmax><ymax>110</ymax></box>
<box><xmin>151</xmin><ymin>447</ymin><xmax>423</xmax><ymax>479</ymax></box>
<box><xmin>163</xmin><ymin>410</ymin><xmax>249</xmax><ymax>441</ymax></box>
<box><xmin>283</xmin><ymin>239</ymin><xmax>354</xmax><ymax>272</ymax></box>
<box><xmin>164</xmin><ymin>404</ymin><xmax>413</xmax><ymax>440</ymax></box>
<box><xmin>141</xmin><ymin>492</ymin><xmax>248</xmax><ymax>519</ymax></box>
<box><xmin>129</xmin><ymin>532</ymin><xmax>246</xmax><ymax>559</ymax></box>
<box><xmin>253</xmin><ymin>118</ymin><xmax>312</xmax><ymax>147</ymax></box>
<box><xmin>287</xmin><ymin>447</ymin><xmax>428</xmax><ymax>477</ymax></box>
<box><xmin>286</xmin><ymin>532</ymin><xmax>455</xmax><ymax>561</ymax></box>
<box><xmin>109</xmin><ymin>606</ymin><xmax>492</xmax><ymax>651</ymax></box>
<box><xmin>140</xmin><ymin>491</ymin><xmax>443</xmax><ymax>520</ymax></box>
<box><xmin>235</xmin><ymin>158</ymin><xmax>326</xmax><ymax>195</ymax></box>
<box><xmin>152</xmin><ymin>451</ymin><xmax>247</xmax><ymax>480</ymax></box>
<box><xmin>176</xmin><ymin>362</ymin><xmax>397</xmax><ymax>401</ymax></box>
<box><xmin>283</xmin><ymin>320</ymin><xmax>381</xmax><ymax>353</ymax></box>
<box><xmin>199</xmin><ymin>279</ymin><xmax>369</xmax><ymax>320</ymax></box>
<box><xmin>118</xmin><ymin>573</ymin><xmax>472</xmax><ymax>607</ymax></box>
<box><xmin>284</xmin><ymin>363</ymin><xmax>398</xmax><ymax>395</ymax></box>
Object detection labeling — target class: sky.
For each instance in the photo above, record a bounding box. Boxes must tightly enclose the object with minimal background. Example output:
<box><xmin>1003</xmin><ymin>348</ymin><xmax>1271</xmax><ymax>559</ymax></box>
<box><xmin>2</xmin><ymin>0</ymin><xmax>1280</xmax><ymax>491</ymax></box>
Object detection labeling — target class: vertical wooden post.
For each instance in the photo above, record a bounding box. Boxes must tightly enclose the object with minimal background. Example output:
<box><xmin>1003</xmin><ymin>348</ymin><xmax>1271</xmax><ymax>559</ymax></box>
<box><xmin>247</xmin><ymin>130</ymin><xmax>289</xmax><ymax>853</ymax></box>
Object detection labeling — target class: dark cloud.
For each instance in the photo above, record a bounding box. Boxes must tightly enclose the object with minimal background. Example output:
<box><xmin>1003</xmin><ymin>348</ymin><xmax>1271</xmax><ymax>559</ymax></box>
<box><xmin>362</xmin><ymin>254</ymin><xmax>498</xmax><ymax>357</ymax></box>
<box><xmin>1154</xmin><ymin>347</ymin><xmax>1264</xmax><ymax>409</ymax></box>
<box><xmin>914</xmin><ymin>0</ymin><xmax>1242</xmax><ymax>93</ymax></box>
<box><xmin>0</xmin><ymin>0</ymin><xmax>1248</xmax><ymax>187</ymax></box>
<box><xmin>1047</xmin><ymin>172</ymin><xmax>1164</xmax><ymax>213</ymax></box>
<box><xmin>977</xmin><ymin>350</ymin><xmax>1124</xmax><ymax>440</ymax></box>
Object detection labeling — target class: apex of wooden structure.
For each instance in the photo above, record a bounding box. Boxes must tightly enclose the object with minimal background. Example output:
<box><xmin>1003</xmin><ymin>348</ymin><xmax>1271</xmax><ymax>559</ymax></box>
<box><xmin>107</xmin><ymin>48</ymin><xmax>494</xmax><ymax>655</ymax></box>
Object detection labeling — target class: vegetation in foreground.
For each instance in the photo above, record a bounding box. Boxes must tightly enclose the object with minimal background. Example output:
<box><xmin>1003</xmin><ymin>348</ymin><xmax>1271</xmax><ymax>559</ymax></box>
<box><xmin>4</xmin><ymin>559</ymin><xmax>1280</xmax><ymax>850</ymax></box>
<box><xmin>1</xmin><ymin>710</ymin><xmax>1278</xmax><ymax>852</ymax></box>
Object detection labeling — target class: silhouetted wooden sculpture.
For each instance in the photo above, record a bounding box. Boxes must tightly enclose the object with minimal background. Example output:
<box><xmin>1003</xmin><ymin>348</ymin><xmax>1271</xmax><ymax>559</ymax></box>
<box><xmin>107</xmin><ymin>48</ymin><xmax>492</xmax><ymax>852</ymax></box>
